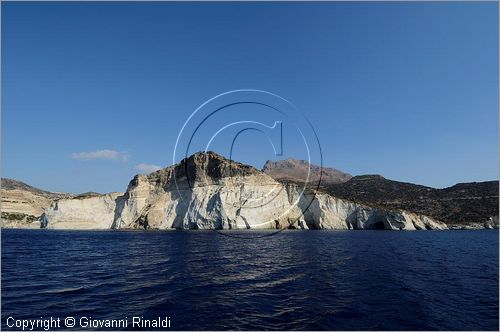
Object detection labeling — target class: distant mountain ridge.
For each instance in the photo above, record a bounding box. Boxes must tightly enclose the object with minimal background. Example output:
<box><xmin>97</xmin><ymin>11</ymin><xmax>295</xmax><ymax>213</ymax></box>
<box><xmin>1</xmin><ymin>178</ymin><xmax>74</xmax><ymax>228</ymax></box>
<box><xmin>262</xmin><ymin>158</ymin><xmax>352</xmax><ymax>185</ymax></box>
<box><xmin>1</xmin><ymin>178</ymin><xmax>71</xmax><ymax>199</ymax></box>
<box><xmin>259</xmin><ymin>158</ymin><xmax>498</xmax><ymax>225</ymax></box>
<box><xmin>1</xmin><ymin>152</ymin><xmax>498</xmax><ymax>229</ymax></box>
<box><xmin>323</xmin><ymin>175</ymin><xmax>498</xmax><ymax>225</ymax></box>
<box><xmin>259</xmin><ymin>158</ymin><xmax>498</xmax><ymax>226</ymax></box>
<box><xmin>36</xmin><ymin>152</ymin><xmax>448</xmax><ymax>231</ymax></box>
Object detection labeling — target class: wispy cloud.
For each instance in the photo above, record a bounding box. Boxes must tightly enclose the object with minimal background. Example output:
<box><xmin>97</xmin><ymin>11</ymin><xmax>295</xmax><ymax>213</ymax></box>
<box><xmin>136</xmin><ymin>163</ymin><xmax>162</xmax><ymax>174</ymax></box>
<box><xmin>71</xmin><ymin>149</ymin><xmax>130</xmax><ymax>162</ymax></box>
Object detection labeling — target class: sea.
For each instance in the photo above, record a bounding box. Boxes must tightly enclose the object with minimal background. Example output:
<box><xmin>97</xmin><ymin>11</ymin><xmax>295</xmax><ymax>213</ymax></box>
<box><xmin>1</xmin><ymin>229</ymin><xmax>498</xmax><ymax>330</ymax></box>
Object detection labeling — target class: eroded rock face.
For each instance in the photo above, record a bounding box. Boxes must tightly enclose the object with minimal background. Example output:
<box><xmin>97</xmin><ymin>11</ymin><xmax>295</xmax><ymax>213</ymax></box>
<box><xmin>291</xmin><ymin>189</ymin><xmax>447</xmax><ymax>230</ymax></box>
<box><xmin>263</xmin><ymin>158</ymin><xmax>352</xmax><ymax>185</ymax></box>
<box><xmin>43</xmin><ymin>193</ymin><xmax>122</xmax><ymax>230</ymax></box>
<box><xmin>1</xmin><ymin>179</ymin><xmax>73</xmax><ymax>228</ymax></box>
<box><xmin>325</xmin><ymin>175</ymin><xmax>499</xmax><ymax>227</ymax></box>
<box><xmin>39</xmin><ymin>152</ymin><xmax>448</xmax><ymax>231</ymax></box>
<box><xmin>448</xmin><ymin>215</ymin><xmax>499</xmax><ymax>230</ymax></box>
<box><xmin>113</xmin><ymin>162</ymin><xmax>303</xmax><ymax>230</ymax></box>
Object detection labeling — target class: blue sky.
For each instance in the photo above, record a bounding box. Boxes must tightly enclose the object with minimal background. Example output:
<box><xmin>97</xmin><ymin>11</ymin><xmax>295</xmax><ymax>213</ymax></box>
<box><xmin>2</xmin><ymin>2</ymin><xmax>498</xmax><ymax>193</ymax></box>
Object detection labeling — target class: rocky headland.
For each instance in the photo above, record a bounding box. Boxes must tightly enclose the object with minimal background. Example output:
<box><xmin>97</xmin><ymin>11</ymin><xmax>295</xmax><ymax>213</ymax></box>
<box><xmin>1</xmin><ymin>152</ymin><xmax>498</xmax><ymax>230</ymax></box>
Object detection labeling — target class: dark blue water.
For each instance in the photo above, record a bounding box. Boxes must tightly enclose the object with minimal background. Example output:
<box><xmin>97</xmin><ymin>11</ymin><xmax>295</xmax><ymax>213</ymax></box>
<box><xmin>2</xmin><ymin>229</ymin><xmax>498</xmax><ymax>330</ymax></box>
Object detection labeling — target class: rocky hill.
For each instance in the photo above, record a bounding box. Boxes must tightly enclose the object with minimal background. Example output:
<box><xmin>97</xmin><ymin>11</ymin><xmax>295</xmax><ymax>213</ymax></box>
<box><xmin>38</xmin><ymin>152</ymin><xmax>445</xmax><ymax>230</ymax></box>
<box><xmin>260</xmin><ymin>161</ymin><xmax>498</xmax><ymax>228</ymax></box>
<box><xmin>322</xmin><ymin>175</ymin><xmax>498</xmax><ymax>226</ymax></box>
<box><xmin>2</xmin><ymin>152</ymin><xmax>497</xmax><ymax>230</ymax></box>
<box><xmin>263</xmin><ymin>158</ymin><xmax>352</xmax><ymax>185</ymax></box>
<box><xmin>1</xmin><ymin>178</ymin><xmax>70</xmax><ymax>199</ymax></box>
<box><xmin>1</xmin><ymin>179</ymin><xmax>74</xmax><ymax>228</ymax></box>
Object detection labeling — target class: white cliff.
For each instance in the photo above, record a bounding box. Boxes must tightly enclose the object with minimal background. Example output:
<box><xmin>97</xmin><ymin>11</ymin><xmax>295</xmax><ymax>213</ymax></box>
<box><xmin>39</xmin><ymin>152</ymin><xmax>448</xmax><ymax>231</ymax></box>
<box><xmin>43</xmin><ymin>193</ymin><xmax>122</xmax><ymax>229</ymax></box>
<box><xmin>114</xmin><ymin>174</ymin><xmax>307</xmax><ymax>230</ymax></box>
<box><xmin>290</xmin><ymin>187</ymin><xmax>447</xmax><ymax>230</ymax></box>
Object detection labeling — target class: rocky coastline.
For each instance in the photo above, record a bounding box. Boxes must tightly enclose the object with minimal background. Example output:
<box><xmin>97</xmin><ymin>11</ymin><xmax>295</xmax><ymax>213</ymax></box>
<box><xmin>1</xmin><ymin>152</ymin><xmax>498</xmax><ymax>231</ymax></box>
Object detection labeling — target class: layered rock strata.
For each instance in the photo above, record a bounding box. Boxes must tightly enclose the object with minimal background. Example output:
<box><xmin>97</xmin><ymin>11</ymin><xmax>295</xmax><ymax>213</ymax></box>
<box><xmin>39</xmin><ymin>152</ymin><xmax>449</xmax><ymax>230</ymax></box>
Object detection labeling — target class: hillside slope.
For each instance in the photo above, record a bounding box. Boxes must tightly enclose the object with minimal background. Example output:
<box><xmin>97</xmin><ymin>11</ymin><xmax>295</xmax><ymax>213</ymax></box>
<box><xmin>41</xmin><ymin>152</ymin><xmax>446</xmax><ymax>231</ymax></box>
<box><xmin>323</xmin><ymin>175</ymin><xmax>498</xmax><ymax>225</ymax></box>
<box><xmin>1</xmin><ymin>178</ymin><xmax>73</xmax><ymax>228</ymax></box>
<box><xmin>261</xmin><ymin>159</ymin><xmax>498</xmax><ymax>227</ymax></box>
<box><xmin>263</xmin><ymin>158</ymin><xmax>352</xmax><ymax>185</ymax></box>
